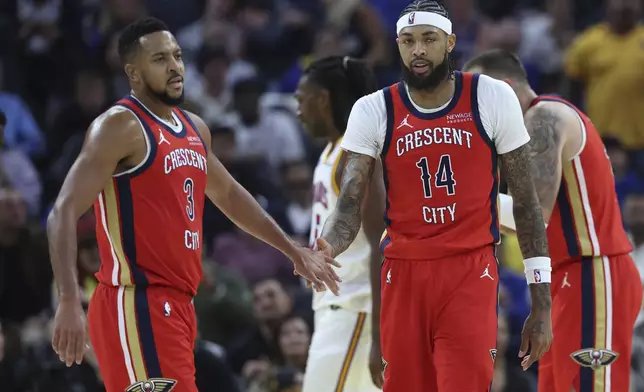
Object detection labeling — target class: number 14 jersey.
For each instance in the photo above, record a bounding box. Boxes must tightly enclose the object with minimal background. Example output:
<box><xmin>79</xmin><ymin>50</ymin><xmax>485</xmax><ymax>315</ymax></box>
<box><xmin>341</xmin><ymin>72</ymin><xmax>530</xmax><ymax>260</ymax></box>
<box><xmin>94</xmin><ymin>95</ymin><xmax>208</xmax><ymax>296</ymax></box>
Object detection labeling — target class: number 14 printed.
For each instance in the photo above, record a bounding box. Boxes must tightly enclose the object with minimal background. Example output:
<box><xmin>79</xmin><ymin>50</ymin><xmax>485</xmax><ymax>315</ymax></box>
<box><xmin>416</xmin><ymin>154</ymin><xmax>456</xmax><ymax>198</ymax></box>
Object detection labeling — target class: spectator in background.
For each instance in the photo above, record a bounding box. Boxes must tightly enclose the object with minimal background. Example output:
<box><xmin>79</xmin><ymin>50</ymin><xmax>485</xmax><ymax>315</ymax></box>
<box><xmin>564</xmin><ymin>0</ymin><xmax>644</xmax><ymax>149</ymax></box>
<box><xmin>16</xmin><ymin>0</ymin><xmax>63</xmax><ymax>122</ymax></box>
<box><xmin>191</xmin><ymin>46</ymin><xmax>234</xmax><ymax>126</ymax></box>
<box><xmin>624</xmin><ymin>191</ymin><xmax>644</xmax><ymax>281</ymax></box>
<box><xmin>229</xmin><ymin>279</ymin><xmax>295</xmax><ymax>375</ymax></box>
<box><xmin>194</xmin><ymin>338</ymin><xmax>242</xmax><ymax>392</ymax></box>
<box><xmin>604</xmin><ymin>136</ymin><xmax>644</xmax><ymax>208</ymax></box>
<box><xmin>322</xmin><ymin>0</ymin><xmax>390</xmax><ymax>69</ymax></box>
<box><xmin>0</xmin><ymin>110</ymin><xmax>42</xmax><ymax>216</ymax></box>
<box><xmin>281</xmin><ymin>161</ymin><xmax>313</xmax><ymax>245</ymax></box>
<box><xmin>0</xmin><ymin>188</ymin><xmax>51</xmax><ymax>329</ymax></box>
<box><xmin>248</xmin><ymin>314</ymin><xmax>311</xmax><ymax>392</ymax></box>
<box><xmin>227</xmin><ymin>77</ymin><xmax>305</xmax><ymax>174</ymax></box>
<box><xmin>0</xmin><ymin>61</ymin><xmax>45</xmax><ymax>157</ymax></box>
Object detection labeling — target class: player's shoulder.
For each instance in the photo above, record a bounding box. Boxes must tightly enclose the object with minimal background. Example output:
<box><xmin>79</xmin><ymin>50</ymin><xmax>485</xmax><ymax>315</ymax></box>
<box><xmin>353</xmin><ymin>88</ymin><xmax>386</xmax><ymax>113</ymax></box>
<box><xmin>90</xmin><ymin>105</ymin><xmax>141</xmax><ymax>140</ymax></box>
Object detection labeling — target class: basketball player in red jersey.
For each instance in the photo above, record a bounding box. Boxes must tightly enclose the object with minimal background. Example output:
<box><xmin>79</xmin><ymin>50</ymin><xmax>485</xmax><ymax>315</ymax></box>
<box><xmin>46</xmin><ymin>18</ymin><xmax>340</xmax><ymax>392</ymax></box>
<box><xmin>315</xmin><ymin>1</ymin><xmax>553</xmax><ymax>391</ymax></box>
<box><xmin>464</xmin><ymin>50</ymin><xmax>642</xmax><ymax>392</ymax></box>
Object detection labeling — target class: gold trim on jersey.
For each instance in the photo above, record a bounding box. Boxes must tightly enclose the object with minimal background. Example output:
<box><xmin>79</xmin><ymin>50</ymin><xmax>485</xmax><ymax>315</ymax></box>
<box><xmin>331</xmin><ymin>149</ymin><xmax>344</xmax><ymax>196</ymax></box>
<box><xmin>123</xmin><ymin>287</ymin><xmax>149</xmax><ymax>381</ymax></box>
<box><xmin>334</xmin><ymin>312</ymin><xmax>366</xmax><ymax>392</ymax></box>
<box><xmin>562</xmin><ymin>161</ymin><xmax>593</xmax><ymax>255</ymax></box>
<box><xmin>102</xmin><ymin>180</ymin><xmax>133</xmax><ymax>285</ymax></box>
<box><xmin>592</xmin><ymin>256</ymin><xmax>608</xmax><ymax>390</ymax></box>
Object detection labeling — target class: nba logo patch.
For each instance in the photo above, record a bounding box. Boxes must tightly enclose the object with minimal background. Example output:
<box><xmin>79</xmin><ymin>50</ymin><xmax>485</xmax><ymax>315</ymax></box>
<box><xmin>534</xmin><ymin>270</ymin><xmax>541</xmax><ymax>283</ymax></box>
<box><xmin>408</xmin><ymin>12</ymin><xmax>415</xmax><ymax>24</ymax></box>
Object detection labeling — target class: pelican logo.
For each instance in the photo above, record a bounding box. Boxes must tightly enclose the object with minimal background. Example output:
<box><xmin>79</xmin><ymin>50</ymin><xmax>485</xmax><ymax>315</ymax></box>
<box><xmin>570</xmin><ymin>348</ymin><xmax>619</xmax><ymax>369</ymax></box>
<box><xmin>408</xmin><ymin>12</ymin><xmax>415</xmax><ymax>24</ymax></box>
<box><xmin>126</xmin><ymin>378</ymin><xmax>177</xmax><ymax>392</ymax></box>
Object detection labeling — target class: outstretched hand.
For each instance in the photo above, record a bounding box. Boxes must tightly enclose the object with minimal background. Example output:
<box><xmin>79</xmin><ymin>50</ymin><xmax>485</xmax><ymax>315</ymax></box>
<box><xmin>291</xmin><ymin>238</ymin><xmax>341</xmax><ymax>295</ymax></box>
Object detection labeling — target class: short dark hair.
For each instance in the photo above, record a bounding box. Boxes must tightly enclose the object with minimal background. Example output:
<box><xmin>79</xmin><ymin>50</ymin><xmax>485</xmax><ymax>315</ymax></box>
<box><xmin>463</xmin><ymin>49</ymin><xmax>528</xmax><ymax>82</ymax></box>
<box><xmin>117</xmin><ymin>17</ymin><xmax>169</xmax><ymax>63</ymax></box>
<box><xmin>399</xmin><ymin>0</ymin><xmax>449</xmax><ymax>18</ymax></box>
<box><xmin>303</xmin><ymin>56</ymin><xmax>378</xmax><ymax>134</ymax></box>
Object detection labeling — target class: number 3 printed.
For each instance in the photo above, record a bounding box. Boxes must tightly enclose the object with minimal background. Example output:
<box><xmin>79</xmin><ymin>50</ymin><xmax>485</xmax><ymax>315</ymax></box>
<box><xmin>416</xmin><ymin>154</ymin><xmax>456</xmax><ymax>198</ymax></box>
<box><xmin>184</xmin><ymin>178</ymin><xmax>195</xmax><ymax>221</ymax></box>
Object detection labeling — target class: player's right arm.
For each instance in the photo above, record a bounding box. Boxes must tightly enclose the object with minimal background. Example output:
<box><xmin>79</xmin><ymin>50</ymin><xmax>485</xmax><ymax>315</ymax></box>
<box><xmin>317</xmin><ymin>93</ymin><xmax>384</xmax><ymax>258</ymax></box>
<box><xmin>47</xmin><ymin>107</ymin><xmax>142</xmax><ymax>366</ymax></box>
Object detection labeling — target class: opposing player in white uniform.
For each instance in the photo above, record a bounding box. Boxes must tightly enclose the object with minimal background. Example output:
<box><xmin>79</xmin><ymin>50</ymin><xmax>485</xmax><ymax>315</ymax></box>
<box><xmin>295</xmin><ymin>56</ymin><xmax>386</xmax><ymax>392</ymax></box>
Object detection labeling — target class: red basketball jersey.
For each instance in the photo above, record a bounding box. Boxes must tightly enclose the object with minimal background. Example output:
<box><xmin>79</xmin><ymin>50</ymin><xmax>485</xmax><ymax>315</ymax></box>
<box><xmin>530</xmin><ymin>96</ymin><xmax>632</xmax><ymax>266</ymax></box>
<box><xmin>94</xmin><ymin>96</ymin><xmax>208</xmax><ymax>296</ymax></box>
<box><xmin>379</xmin><ymin>72</ymin><xmax>500</xmax><ymax>260</ymax></box>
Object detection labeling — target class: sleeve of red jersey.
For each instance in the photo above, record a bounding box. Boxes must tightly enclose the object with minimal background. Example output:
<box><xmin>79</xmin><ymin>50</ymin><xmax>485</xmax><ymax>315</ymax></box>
<box><xmin>478</xmin><ymin>75</ymin><xmax>531</xmax><ymax>155</ymax></box>
<box><xmin>340</xmin><ymin>91</ymin><xmax>387</xmax><ymax>158</ymax></box>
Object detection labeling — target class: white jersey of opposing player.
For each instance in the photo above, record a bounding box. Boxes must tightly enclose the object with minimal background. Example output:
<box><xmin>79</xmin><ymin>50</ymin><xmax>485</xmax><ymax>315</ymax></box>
<box><xmin>309</xmin><ymin>140</ymin><xmax>372</xmax><ymax>313</ymax></box>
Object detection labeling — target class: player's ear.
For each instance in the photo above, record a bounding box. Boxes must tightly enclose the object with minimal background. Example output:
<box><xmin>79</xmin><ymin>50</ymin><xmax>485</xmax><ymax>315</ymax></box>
<box><xmin>124</xmin><ymin>63</ymin><xmax>139</xmax><ymax>83</ymax></box>
<box><xmin>447</xmin><ymin>33</ymin><xmax>456</xmax><ymax>53</ymax></box>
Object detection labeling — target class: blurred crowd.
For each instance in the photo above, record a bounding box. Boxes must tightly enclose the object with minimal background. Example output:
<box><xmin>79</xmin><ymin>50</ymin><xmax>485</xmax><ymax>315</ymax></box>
<box><xmin>0</xmin><ymin>0</ymin><xmax>644</xmax><ymax>391</ymax></box>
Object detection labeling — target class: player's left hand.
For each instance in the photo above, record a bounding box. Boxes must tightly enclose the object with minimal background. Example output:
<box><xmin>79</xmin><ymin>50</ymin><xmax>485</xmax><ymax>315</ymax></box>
<box><xmin>291</xmin><ymin>240</ymin><xmax>341</xmax><ymax>295</ymax></box>
<box><xmin>519</xmin><ymin>302</ymin><xmax>553</xmax><ymax>370</ymax></box>
<box><xmin>369</xmin><ymin>341</ymin><xmax>384</xmax><ymax>389</ymax></box>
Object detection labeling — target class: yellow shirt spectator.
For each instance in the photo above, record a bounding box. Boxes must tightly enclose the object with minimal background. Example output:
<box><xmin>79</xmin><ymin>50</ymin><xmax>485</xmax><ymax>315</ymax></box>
<box><xmin>564</xmin><ymin>24</ymin><xmax>644</xmax><ymax>149</ymax></box>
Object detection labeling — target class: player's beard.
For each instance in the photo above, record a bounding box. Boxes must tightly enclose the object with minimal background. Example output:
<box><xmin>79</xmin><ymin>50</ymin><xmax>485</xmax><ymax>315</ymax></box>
<box><xmin>150</xmin><ymin>88</ymin><xmax>185</xmax><ymax>107</ymax></box>
<box><xmin>401</xmin><ymin>51</ymin><xmax>450</xmax><ymax>92</ymax></box>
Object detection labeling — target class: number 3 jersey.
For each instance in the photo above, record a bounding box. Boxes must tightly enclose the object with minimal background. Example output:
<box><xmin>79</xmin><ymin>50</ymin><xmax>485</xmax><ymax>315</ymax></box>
<box><xmin>94</xmin><ymin>95</ymin><xmax>208</xmax><ymax>296</ymax></box>
<box><xmin>341</xmin><ymin>72</ymin><xmax>530</xmax><ymax>260</ymax></box>
<box><xmin>309</xmin><ymin>140</ymin><xmax>372</xmax><ymax>312</ymax></box>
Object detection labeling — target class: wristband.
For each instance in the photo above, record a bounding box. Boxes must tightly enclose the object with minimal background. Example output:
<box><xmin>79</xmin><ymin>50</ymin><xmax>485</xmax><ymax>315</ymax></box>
<box><xmin>523</xmin><ymin>256</ymin><xmax>552</xmax><ymax>284</ymax></box>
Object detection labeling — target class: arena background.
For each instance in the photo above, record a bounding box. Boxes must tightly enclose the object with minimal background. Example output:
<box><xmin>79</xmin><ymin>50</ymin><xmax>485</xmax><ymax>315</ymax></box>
<box><xmin>0</xmin><ymin>0</ymin><xmax>644</xmax><ymax>390</ymax></box>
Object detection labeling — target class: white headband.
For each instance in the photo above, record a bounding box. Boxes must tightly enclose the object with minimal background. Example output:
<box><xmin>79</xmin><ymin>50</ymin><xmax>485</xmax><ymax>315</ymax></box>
<box><xmin>396</xmin><ymin>11</ymin><xmax>452</xmax><ymax>36</ymax></box>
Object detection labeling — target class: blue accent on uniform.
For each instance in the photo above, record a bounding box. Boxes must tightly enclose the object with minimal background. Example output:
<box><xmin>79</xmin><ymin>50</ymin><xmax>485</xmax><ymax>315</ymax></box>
<box><xmin>115</xmin><ymin>102</ymin><xmax>158</xmax><ymax>178</ymax></box>
<box><xmin>580</xmin><ymin>257</ymin><xmax>595</xmax><ymax>391</ymax></box>
<box><xmin>135</xmin><ymin>287</ymin><xmax>163</xmax><ymax>378</ymax></box>
<box><xmin>125</xmin><ymin>95</ymin><xmax>187</xmax><ymax>138</ymax></box>
<box><xmin>379</xmin><ymin>236</ymin><xmax>391</xmax><ymax>255</ymax></box>
<box><xmin>397</xmin><ymin>72</ymin><xmax>463</xmax><ymax>120</ymax></box>
<box><xmin>470</xmin><ymin>74</ymin><xmax>500</xmax><ymax>243</ymax></box>
<box><xmin>556</xmin><ymin>185</ymin><xmax>580</xmax><ymax>257</ymax></box>
<box><xmin>176</xmin><ymin>108</ymin><xmax>208</xmax><ymax>152</ymax></box>
<box><xmin>380</xmin><ymin>86</ymin><xmax>395</xmax><ymax>227</ymax></box>
<box><xmin>114</xmin><ymin>176</ymin><xmax>163</xmax><ymax>378</ymax></box>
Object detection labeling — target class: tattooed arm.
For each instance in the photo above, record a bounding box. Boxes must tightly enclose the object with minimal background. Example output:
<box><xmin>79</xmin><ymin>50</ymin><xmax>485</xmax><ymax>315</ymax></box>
<box><xmin>320</xmin><ymin>152</ymin><xmax>376</xmax><ymax>257</ymax></box>
<box><xmin>519</xmin><ymin>105</ymin><xmax>566</xmax><ymax>223</ymax></box>
<box><xmin>500</xmin><ymin>145</ymin><xmax>550</xmax><ymax>260</ymax></box>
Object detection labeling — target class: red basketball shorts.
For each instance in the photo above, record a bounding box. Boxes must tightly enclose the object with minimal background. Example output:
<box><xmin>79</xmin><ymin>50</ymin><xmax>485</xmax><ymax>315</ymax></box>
<box><xmin>380</xmin><ymin>246</ymin><xmax>499</xmax><ymax>392</ymax></box>
<box><xmin>87</xmin><ymin>284</ymin><xmax>198</xmax><ymax>392</ymax></box>
<box><xmin>538</xmin><ymin>254</ymin><xmax>642</xmax><ymax>392</ymax></box>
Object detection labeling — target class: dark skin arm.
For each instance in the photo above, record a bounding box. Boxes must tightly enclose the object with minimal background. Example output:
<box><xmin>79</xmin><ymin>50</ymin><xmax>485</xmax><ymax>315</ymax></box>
<box><xmin>361</xmin><ymin>160</ymin><xmax>387</xmax><ymax>388</ymax></box>
<box><xmin>500</xmin><ymin>144</ymin><xmax>553</xmax><ymax>370</ymax></box>
<box><xmin>317</xmin><ymin>152</ymin><xmax>376</xmax><ymax>257</ymax></box>
<box><xmin>48</xmin><ymin>107</ymin><xmax>144</xmax><ymax>367</ymax></box>
<box><xmin>187</xmin><ymin>113</ymin><xmax>341</xmax><ymax>293</ymax></box>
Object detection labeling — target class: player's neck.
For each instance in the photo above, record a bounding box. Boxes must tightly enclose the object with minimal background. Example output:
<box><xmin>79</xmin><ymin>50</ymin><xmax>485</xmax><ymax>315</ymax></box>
<box><xmin>131</xmin><ymin>91</ymin><xmax>175</xmax><ymax>122</ymax></box>
<box><xmin>407</xmin><ymin>78</ymin><xmax>455</xmax><ymax>110</ymax></box>
<box><xmin>516</xmin><ymin>87</ymin><xmax>538</xmax><ymax>115</ymax></box>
